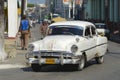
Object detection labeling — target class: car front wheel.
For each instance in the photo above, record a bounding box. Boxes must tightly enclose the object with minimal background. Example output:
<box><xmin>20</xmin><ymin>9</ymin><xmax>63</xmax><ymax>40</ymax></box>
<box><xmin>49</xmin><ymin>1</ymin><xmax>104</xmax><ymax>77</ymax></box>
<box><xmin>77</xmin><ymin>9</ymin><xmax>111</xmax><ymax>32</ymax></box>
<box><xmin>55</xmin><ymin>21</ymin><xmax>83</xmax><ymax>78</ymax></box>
<box><xmin>75</xmin><ymin>55</ymin><xmax>85</xmax><ymax>71</ymax></box>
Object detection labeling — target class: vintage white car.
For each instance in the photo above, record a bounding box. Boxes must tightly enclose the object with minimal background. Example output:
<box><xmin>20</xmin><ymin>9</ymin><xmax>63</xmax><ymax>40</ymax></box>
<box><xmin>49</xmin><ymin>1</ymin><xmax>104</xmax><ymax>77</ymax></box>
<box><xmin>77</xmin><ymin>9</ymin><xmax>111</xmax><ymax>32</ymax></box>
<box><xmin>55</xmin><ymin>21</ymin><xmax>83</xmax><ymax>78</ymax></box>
<box><xmin>95</xmin><ymin>23</ymin><xmax>110</xmax><ymax>39</ymax></box>
<box><xmin>26</xmin><ymin>21</ymin><xmax>108</xmax><ymax>72</ymax></box>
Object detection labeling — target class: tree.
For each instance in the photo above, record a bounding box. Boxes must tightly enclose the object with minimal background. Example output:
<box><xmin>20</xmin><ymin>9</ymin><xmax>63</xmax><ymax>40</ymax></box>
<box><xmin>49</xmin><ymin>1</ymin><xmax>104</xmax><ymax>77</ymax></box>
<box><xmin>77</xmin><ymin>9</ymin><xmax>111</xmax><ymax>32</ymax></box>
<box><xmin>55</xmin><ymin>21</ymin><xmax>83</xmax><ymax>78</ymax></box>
<box><xmin>27</xmin><ymin>3</ymin><xmax>34</xmax><ymax>7</ymax></box>
<box><xmin>0</xmin><ymin>0</ymin><xmax>7</xmax><ymax>60</ymax></box>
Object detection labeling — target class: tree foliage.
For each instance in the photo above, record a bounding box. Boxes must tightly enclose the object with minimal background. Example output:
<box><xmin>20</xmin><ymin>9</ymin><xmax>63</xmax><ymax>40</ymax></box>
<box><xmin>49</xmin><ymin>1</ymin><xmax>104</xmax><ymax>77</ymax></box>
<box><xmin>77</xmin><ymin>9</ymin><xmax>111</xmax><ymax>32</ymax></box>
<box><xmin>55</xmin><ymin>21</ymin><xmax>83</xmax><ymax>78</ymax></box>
<box><xmin>27</xmin><ymin>3</ymin><xmax>34</xmax><ymax>7</ymax></box>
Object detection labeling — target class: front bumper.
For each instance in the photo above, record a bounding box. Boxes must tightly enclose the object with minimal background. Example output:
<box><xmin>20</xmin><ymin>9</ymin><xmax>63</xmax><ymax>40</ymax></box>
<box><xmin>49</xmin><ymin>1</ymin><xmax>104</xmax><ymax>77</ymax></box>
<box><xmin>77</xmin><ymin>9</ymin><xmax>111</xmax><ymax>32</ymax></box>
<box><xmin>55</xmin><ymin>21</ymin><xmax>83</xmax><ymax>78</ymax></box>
<box><xmin>26</xmin><ymin>51</ymin><xmax>80</xmax><ymax>65</ymax></box>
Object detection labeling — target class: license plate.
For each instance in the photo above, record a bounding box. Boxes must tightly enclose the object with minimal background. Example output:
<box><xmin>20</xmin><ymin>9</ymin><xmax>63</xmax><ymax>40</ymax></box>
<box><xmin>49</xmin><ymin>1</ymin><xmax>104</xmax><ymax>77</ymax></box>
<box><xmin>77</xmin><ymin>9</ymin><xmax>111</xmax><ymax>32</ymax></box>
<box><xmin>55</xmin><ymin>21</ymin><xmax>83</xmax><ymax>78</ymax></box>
<box><xmin>46</xmin><ymin>58</ymin><xmax>55</xmax><ymax>64</ymax></box>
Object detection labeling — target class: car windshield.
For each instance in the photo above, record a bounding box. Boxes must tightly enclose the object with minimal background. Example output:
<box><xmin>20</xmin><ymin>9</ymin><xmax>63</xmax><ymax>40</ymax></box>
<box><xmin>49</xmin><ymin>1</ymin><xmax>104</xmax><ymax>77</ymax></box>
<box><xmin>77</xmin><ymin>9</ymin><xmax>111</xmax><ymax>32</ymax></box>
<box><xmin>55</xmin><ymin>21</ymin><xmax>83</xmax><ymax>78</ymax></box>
<box><xmin>48</xmin><ymin>25</ymin><xmax>83</xmax><ymax>36</ymax></box>
<box><xmin>95</xmin><ymin>24</ymin><xmax>107</xmax><ymax>29</ymax></box>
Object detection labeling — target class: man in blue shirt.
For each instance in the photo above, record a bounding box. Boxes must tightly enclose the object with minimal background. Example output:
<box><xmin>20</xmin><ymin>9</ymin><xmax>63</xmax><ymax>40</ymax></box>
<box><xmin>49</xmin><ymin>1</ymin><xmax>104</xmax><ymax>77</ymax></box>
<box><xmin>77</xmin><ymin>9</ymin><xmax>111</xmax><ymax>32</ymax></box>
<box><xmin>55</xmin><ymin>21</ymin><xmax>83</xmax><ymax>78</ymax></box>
<box><xmin>19</xmin><ymin>15</ymin><xmax>31</xmax><ymax>50</ymax></box>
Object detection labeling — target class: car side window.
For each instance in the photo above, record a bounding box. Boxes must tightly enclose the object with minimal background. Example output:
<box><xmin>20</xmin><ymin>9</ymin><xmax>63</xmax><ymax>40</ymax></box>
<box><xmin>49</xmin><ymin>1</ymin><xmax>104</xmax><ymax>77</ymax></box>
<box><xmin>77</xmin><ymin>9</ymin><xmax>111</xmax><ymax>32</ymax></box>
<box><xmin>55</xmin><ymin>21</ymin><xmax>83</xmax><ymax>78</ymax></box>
<box><xmin>85</xmin><ymin>27</ymin><xmax>91</xmax><ymax>36</ymax></box>
<box><xmin>91</xmin><ymin>26</ymin><xmax>96</xmax><ymax>35</ymax></box>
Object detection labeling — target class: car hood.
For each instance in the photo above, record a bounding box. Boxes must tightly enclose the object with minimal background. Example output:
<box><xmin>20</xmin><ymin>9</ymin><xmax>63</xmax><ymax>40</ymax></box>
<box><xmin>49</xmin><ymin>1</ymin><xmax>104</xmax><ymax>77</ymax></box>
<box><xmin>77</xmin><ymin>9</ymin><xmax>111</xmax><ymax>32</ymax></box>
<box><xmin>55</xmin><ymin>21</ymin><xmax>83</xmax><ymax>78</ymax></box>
<box><xmin>41</xmin><ymin>35</ymin><xmax>77</xmax><ymax>51</ymax></box>
<box><xmin>30</xmin><ymin>35</ymin><xmax>82</xmax><ymax>52</ymax></box>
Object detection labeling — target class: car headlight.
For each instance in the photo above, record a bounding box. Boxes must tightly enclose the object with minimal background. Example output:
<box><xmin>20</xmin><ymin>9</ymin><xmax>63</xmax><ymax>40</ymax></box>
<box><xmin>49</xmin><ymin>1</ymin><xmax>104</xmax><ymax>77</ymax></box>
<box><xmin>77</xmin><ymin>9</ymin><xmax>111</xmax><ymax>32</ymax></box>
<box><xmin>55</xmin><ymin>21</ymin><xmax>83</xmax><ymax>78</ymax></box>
<box><xmin>71</xmin><ymin>45</ymin><xmax>78</xmax><ymax>53</ymax></box>
<box><xmin>28</xmin><ymin>44</ymin><xmax>34</xmax><ymax>52</ymax></box>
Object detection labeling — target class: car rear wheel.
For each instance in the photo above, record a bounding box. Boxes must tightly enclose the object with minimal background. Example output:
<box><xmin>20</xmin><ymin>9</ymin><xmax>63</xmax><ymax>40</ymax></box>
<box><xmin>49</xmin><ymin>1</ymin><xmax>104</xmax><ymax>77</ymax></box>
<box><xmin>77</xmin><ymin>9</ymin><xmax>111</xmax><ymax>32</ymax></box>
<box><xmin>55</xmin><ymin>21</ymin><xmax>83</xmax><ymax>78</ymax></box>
<box><xmin>96</xmin><ymin>56</ymin><xmax>104</xmax><ymax>64</ymax></box>
<box><xmin>75</xmin><ymin>55</ymin><xmax>85</xmax><ymax>71</ymax></box>
<box><xmin>31</xmin><ymin>64</ymin><xmax>41</xmax><ymax>72</ymax></box>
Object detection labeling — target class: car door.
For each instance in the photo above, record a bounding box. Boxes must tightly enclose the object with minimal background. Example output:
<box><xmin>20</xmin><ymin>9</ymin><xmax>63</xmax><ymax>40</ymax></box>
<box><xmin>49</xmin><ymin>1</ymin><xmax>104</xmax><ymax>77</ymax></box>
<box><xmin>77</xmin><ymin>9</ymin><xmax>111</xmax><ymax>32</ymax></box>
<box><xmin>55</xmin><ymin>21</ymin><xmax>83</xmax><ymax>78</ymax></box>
<box><xmin>84</xmin><ymin>26</ymin><xmax>97</xmax><ymax>60</ymax></box>
<box><xmin>90</xmin><ymin>25</ymin><xmax>97</xmax><ymax>55</ymax></box>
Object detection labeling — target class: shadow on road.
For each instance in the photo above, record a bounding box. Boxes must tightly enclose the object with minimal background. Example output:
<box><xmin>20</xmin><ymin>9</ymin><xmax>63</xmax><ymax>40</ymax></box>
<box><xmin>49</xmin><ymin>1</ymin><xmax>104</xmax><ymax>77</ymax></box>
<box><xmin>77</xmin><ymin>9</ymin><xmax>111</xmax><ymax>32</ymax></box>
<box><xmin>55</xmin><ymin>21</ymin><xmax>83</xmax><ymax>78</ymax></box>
<box><xmin>106</xmin><ymin>51</ymin><xmax>120</xmax><ymax>59</ymax></box>
<box><xmin>107</xmin><ymin>51</ymin><xmax>120</xmax><ymax>55</ymax></box>
<box><xmin>21</xmin><ymin>65</ymin><xmax>75</xmax><ymax>72</ymax></box>
<box><xmin>21</xmin><ymin>67</ymin><xmax>33</xmax><ymax>72</ymax></box>
<box><xmin>21</xmin><ymin>60</ymin><xmax>99</xmax><ymax>72</ymax></box>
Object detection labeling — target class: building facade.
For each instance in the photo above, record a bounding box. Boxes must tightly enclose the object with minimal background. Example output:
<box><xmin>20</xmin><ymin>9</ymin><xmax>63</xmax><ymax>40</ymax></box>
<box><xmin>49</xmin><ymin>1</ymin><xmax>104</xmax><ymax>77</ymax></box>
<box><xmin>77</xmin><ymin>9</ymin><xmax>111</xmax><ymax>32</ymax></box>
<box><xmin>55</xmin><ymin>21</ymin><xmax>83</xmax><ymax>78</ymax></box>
<box><xmin>108</xmin><ymin>0</ymin><xmax>120</xmax><ymax>22</ymax></box>
<box><xmin>34</xmin><ymin>4</ymin><xmax>46</xmax><ymax>21</ymax></box>
<box><xmin>45</xmin><ymin>0</ymin><xmax>68</xmax><ymax>18</ymax></box>
<box><xmin>45</xmin><ymin>0</ymin><xmax>84</xmax><ymax>20</ymax></box>
<box><xmin>84</xmin><ymin>0</ymin><xmax>120</xmax><ymax>24</ymax></box>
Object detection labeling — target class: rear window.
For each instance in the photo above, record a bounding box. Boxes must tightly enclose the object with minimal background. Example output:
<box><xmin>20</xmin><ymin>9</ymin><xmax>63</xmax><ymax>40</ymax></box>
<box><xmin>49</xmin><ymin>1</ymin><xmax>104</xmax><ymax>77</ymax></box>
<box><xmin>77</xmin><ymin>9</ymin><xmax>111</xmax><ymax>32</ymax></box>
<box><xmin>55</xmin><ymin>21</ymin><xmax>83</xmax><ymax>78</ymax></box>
<box><xmin>95</xmin><ymin>24</ymin><xmax>107</xmax><ymax>29</ymax></box>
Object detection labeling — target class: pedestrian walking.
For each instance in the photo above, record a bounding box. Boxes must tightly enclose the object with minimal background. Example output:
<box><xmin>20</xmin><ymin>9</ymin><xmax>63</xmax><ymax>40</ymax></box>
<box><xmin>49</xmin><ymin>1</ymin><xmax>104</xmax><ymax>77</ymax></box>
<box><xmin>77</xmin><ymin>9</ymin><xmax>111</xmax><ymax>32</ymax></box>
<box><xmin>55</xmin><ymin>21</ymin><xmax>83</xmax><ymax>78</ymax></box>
<box><xmin>40</xmin><ymin>21</ymin><xmax>48</xmax><ymax>38</ymax></box>
<box><xmin>112</xmin><ymin>23</ymin><xmax>120</xmax><ymax>40</ymax></box>
<box><xmin>29</xmin><ymin>19</ymin><xmax>33</xmax><ymax>28</ymax></box>
<box><xmin>113</xmin><ymin>24</ymin><xmax>120</xmax><ymax>35</ymax></box>
<box><xmin>32</xmin><ymin>19</ymin><xmax>36</xmax><ymax>27</ymax></box>
<box><xmin>19</xmin><ymin>15</ymin><xmax>31</xmax><ymax>50</ymax></box>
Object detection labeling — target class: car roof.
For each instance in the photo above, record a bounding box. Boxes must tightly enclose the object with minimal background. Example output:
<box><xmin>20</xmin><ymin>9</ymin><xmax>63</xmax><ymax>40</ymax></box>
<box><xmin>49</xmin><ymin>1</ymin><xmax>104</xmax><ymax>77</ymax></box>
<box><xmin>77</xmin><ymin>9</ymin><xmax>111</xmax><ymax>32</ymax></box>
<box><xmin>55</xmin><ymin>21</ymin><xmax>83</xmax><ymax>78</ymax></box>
<box><xmin>49</xmin><ymin>21</ymin><xmax>95</xmax><ymax>28</ymax></box>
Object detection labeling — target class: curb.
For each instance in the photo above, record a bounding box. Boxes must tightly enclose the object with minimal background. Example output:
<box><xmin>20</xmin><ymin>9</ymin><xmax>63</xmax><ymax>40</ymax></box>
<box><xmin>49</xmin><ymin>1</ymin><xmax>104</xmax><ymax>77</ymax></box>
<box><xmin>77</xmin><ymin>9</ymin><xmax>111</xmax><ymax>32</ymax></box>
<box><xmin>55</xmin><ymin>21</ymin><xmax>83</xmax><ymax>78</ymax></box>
<box><xmin>0</xmin><ymin>64</ymin><xmax>26</xmax><ymax>69</ymax></box>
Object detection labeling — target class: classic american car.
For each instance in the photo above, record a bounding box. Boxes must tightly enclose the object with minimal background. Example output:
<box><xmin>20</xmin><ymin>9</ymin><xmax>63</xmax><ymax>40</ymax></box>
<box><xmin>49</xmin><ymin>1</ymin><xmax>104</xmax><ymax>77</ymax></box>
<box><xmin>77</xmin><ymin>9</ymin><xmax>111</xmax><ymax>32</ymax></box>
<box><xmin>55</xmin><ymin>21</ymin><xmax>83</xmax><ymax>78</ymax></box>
<box><xmin>26</xmin><ymin>21</ymin><xmax>108</xmax><ymax>72</ymax></box>
<box><xmin>95</xmin><ymin>23</ymin><xmax>110</xmax><ymax>39</ymax></box>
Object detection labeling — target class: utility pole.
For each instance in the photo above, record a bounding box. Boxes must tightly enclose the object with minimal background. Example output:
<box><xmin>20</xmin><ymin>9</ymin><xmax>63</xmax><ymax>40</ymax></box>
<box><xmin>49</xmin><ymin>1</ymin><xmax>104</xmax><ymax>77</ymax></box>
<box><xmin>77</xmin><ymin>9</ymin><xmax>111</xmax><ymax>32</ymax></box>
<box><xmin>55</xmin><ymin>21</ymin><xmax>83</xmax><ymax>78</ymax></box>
<box><xmin>21</xmin><ymin>0</ymin><xmax>28</xmax><ymax>18</ymax></box>
<box><xmin>0</xmin><ymin>0</ymin><xmax>7</xmax><ymax>60</ymax></box>
<box><xmin>68</xmin><ymin>0</ymin><xmax>72</xmax><ymax>19</ymax></box>
<box><xmin>21</xmin><ymin>0</ymin><xmax>25</xmax><ymax>18</ymax></box>
<box><xmin>50</xmin><ymin>0</ymin><xmax>54</xmax><ymax>19</ymax></box>
<box><xmin>81</xmin><ymin>0</ymin><xmax>84</xmax><ymax>20</ymax></box>
<box><xmin>105</xmin><ymin>0</ymin><xmax>109</xmax><ymax>24</ymax></box>
<box><xmin>72</xmin><ymin>0</ymin><xmax>75</xmax><ymax>19</ymax></box>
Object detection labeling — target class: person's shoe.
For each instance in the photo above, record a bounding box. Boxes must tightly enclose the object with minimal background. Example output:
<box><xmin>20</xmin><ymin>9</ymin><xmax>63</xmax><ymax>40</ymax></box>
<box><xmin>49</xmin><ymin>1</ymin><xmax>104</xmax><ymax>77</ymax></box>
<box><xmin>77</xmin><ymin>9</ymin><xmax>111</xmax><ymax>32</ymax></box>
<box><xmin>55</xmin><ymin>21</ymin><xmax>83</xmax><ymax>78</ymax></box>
<box><xmin>24</xmin><ymin>48</ymin><xmax>27</xmax><ymax>50</ymax></box>
<box><xmin>21</xmin><ymin>47</ymin><xmax>24</xmax><ymax>50</ymax></box>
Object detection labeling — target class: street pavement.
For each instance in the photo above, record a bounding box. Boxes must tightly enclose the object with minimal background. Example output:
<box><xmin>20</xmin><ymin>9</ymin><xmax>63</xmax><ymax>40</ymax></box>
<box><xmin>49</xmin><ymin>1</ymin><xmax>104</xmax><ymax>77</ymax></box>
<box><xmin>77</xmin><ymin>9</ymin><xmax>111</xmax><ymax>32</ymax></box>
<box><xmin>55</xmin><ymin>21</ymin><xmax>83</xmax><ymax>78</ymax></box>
<box><xmin>0</xmin><ymin>23</ymin><xmax>120</xmax><ymax>69</ymax></box>
<box><xmin>110</xmin><ymin>34</ymin><xmax>120</xmax><ymax>44</ymax></box>
<box><xmin>0</xmin><ymin>40</ymin><xmax>120</xmax><ymax>80</ymax></box>
<box><xmin>0</xmin><ymin>23</ymin><xmax>41</xmax><ymax>69</ymax></box>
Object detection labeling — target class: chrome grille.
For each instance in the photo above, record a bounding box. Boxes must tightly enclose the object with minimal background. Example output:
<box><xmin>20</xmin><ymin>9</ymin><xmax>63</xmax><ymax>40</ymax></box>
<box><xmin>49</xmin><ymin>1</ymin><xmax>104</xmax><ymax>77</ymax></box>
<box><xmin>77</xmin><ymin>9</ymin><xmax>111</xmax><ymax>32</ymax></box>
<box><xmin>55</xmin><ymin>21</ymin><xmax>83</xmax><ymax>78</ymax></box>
<box><xmin>33</xmin><ymin>51</ymin><xmax>74</xmax><ymax>58</ymax></box>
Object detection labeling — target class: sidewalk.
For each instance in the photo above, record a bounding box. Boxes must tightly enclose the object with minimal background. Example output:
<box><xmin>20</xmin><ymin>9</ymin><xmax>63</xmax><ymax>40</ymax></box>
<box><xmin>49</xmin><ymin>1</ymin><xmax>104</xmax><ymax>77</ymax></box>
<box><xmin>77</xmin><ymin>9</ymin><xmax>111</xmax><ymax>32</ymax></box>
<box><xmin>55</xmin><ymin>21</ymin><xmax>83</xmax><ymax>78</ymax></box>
<box><xmin>0</xmin><ymin>38</ymin><xmax>27</xmax><ymax>65</ymax></box>
<box><xmin>0</xmin><ymin>38</ymin><xmax>27</xmax><ymax>70</ymax></box>
<box><xmin>0</xmin><ymin>23</ymin><xmax>41</xmax><ymax>67</ymax></box>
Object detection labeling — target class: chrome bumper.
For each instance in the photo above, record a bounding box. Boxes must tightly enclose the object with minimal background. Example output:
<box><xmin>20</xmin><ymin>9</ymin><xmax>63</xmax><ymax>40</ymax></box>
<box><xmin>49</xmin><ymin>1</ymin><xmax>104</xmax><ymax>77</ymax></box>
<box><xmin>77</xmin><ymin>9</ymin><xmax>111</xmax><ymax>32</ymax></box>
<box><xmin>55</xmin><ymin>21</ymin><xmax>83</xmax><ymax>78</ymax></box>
<box><xmin>26</xmin><ymin>51</ymin><xmax>80</xmax><ymax>65</ymax></box>
<box><xmin>28</xmin><ymin>58</ymin><xmax>80</xmax><ymax>65</ymax></box>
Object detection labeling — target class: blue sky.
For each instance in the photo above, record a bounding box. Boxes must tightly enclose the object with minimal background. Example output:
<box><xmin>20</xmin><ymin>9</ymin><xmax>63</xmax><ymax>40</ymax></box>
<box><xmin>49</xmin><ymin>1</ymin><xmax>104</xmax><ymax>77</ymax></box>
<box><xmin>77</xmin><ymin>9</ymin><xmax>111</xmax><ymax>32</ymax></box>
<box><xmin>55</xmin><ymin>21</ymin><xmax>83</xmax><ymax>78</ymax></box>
<box><xmin>28</xmin><ymin>0</ymin><xmax>45</xmax><ymax>4</ymax></box>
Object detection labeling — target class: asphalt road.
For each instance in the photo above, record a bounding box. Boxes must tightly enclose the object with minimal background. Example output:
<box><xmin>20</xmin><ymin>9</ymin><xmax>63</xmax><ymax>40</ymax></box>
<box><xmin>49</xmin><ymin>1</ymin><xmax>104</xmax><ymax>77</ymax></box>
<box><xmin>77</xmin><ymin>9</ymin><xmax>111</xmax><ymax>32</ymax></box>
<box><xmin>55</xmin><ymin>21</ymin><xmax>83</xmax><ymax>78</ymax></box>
<box><xmin>0</xmin><ymin>41</ymin><xmax>120</xmax><ymax>80</ymax></box>
<box><xmin>0</xmin><ymin>24</ymin><xmax>120</xmax><ymax>80</ymax></box>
